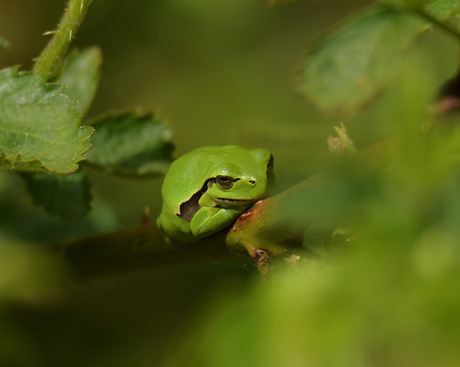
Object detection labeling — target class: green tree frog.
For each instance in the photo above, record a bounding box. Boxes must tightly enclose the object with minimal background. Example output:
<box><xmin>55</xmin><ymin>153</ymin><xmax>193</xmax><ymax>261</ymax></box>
<box><xmin>157</xmin><ymin>145</ymin><xmax>275</xmax><ymax>242</ymax></box>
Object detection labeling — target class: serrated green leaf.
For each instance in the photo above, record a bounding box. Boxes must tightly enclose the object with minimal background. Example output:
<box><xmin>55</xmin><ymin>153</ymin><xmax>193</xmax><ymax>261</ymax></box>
<box><xmin>85</xmin><ymin>112</ymin><xmax>174</xmax><ymax>177</ymax></box>
<box><xmin>0</xmin><ymin>67</ymin><xmax>93</xmax><ymax>173</ymax></box>
<box><xmin>424</xmin><ymin>0</ymin><xmax>460</xmax><ymax>21</ymax></box>
<box><xmin>0</xmin><ymin>36</ymin><xmax>10</xmax><ymax>49</ymax></box>
<box><xmin>0</xmin><ymin>155</ymin><xmax>43</xmax><ymax>171</ymax></box>
<box><xmin>297</xmin><ymin>7</ymin><xmax>428</xmax><ymax>114</ymax></box>
<box><xmin>21</xmin><ymin>170</ymin><xmax>92</xmax><ymax>221</ymax></box>
<box><xmin>60</xmin><ymin>47</ymin><xmax>102</xmax><ymax>114</ymax></box>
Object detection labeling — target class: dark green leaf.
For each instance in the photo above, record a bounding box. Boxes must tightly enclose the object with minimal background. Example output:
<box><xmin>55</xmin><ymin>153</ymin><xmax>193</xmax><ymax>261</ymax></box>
<box><xmin>85</xmin><ymin>112</ymin><xmax>174</xmax><ymax>177</ymax></box>
<box><xmin>60</xmin><ymin>47</ymin><xmax>102</xmax><ymax>114</ymax></box>
<box><xmin>297</xmin><ymin>7</ymin><xmax>427</xmax><ymax>114</ymax></box>
<box><xmin>0</xmin><ymin>67</ymin><xmax>93</xmax><ymax>172</ymax></box>
<box><xmin>21</xmin><ymin>170</ymin><xmax>92</xmax><ymax>221</ymax></box>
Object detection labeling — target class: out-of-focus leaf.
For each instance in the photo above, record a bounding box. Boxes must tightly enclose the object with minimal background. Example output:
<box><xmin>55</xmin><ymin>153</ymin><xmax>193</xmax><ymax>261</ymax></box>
<box><xmin>297</xmin><ymin>7</ymin><xmax>427</xmax><ymax>114</ymax></box>
<box><xmin>266</xmin><ymin>0</ymin><xmax>300</xmax><ymax>6</ymax></box>
<box><xmin>423</xmin><ymin>0</ymin><xmax>460</xmax><ymax>20</ymax></box>
<box><xmin>0</xmin><ymin>171</ymin><xmax>117</xmax><ymax>242</ymax></box>
<box><xmin>268</xmin><ymin>0</ymin><xmax>356</xmax><ymax>4</ymax></box>
<box><xmin>379</xmin><ymin>0</ymin><xmax>422</xmax><ymax>8</ymax></box>
<box><xmin>85</xmin><ymin>112</ymin><xmax>174</xmax><ymax>177</ymax></box>
<box><xmin>21</xmin><ymin>170</ymin><xmax>92</xmax><ymax>221</ymax></box>
<box><xmin>0</xmin><ymin>67</ymin><xmax>93</xmax><ymax>172</ymax></box>
<box><xmin>379</xmin><ymin>0</ymin><xmax>460</xmax><ymax>19</ymax></box>
<box><xmin>0</xmin><ymin>36</ymin><xmax>10</xmax><ymax>48</ymax></box>
<box><xmin>0</xmin><ymin>244</ymin><xmax>66</xmax><ymax>294</ymax></box>
<box><xmin>60</xmin><ymin>47</ymin><xmax>102</xmax><ymax>114</ymax></box>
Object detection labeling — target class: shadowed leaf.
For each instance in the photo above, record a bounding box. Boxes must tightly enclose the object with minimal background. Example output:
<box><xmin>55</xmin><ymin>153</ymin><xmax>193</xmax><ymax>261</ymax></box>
<box><xmin>21</xmin><ymin>170</ymin><xmax>92</xmax><ymax>221</ymax></box>
<box><xmin>85</xmin><ymin>112</ymin><xmax>174</xmax><ymax>177</ymax></box>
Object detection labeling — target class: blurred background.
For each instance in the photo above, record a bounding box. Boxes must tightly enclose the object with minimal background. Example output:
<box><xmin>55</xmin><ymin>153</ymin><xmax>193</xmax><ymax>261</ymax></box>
<box><xmin>1</xmin><ymin>1</ymin><xmax>459</xmax><ymax>366</ymax></box>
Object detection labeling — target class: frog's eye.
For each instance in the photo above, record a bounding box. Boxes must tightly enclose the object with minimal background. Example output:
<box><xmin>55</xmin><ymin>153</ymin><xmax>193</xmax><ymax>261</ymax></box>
<box><xmin>216</xmin><ymin>175</ymin><xmax>235</xmax><ymax>189</ymax></box>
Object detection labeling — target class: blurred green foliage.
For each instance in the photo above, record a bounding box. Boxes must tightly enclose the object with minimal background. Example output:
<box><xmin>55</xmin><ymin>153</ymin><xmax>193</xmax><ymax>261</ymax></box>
<box><xmin>1</xmin><ymin>0</ymin><xmax>460</xmax><ymax>366</ymax></box>
<box><xmin>298</xmin><ymin>6</ymin><xmax>427</xmax><ymax>114</ymax></box>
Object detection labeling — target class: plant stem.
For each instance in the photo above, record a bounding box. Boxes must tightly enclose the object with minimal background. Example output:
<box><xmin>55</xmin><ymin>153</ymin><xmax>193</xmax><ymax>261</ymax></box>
<box><xmin>33</xmin><ymin>0</ymin><xmax>92</xmax><ymax>80</ymax></box>
<box><xmin>415</xmin><ymin>7</ymin><xmax>460</xmax><ymax>42</ymax></box>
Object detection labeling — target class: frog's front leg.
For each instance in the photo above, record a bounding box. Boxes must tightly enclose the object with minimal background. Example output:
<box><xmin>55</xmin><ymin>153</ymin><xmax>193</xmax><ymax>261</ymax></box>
<box><xmin>190</xmin><ymin>206</ymin><xmax>243</xmax><ymax>238</ymax></box>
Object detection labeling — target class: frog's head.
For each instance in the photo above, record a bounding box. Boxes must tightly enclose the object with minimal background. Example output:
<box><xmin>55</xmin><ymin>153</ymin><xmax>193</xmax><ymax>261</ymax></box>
<box><xmin>206</xmin><ymin>147</ymin><xmax>275</xmax><ymax>207</ymax></box>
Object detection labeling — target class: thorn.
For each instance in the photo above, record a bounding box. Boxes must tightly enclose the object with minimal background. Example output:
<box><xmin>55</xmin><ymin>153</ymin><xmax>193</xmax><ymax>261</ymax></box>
<box><xmin>69</xmin><ymin>30</ymin><xmax>72</xmax><ymax>42</ymax></box>
<box><xmin>43</xmin><ymin>30</ymin><xmax>57</xmax><ymax>36</ymax></box>
<box><xmin>141</xmin><ymin>206</ymin><xmax>151</xmax><ymax>225</ymax></box>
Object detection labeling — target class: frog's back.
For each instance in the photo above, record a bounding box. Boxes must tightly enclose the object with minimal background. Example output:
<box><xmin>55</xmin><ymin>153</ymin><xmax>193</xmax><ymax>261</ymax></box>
<box><xmin>157</xmin><ymin>146</ymin><xmax>223</xmax><ymax>242</ymax></box>
<box><xmin>160</xmin><ymin>146</ymin><xmax>221</xmax><ymax>211</ymax></box>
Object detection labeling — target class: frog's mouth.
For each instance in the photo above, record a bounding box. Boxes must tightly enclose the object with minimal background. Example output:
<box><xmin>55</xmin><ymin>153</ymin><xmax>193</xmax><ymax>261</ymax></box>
<box><xmin>215</xmin><ymin>197</ymin><xmax>254</xmax><ymax>206</ymax></box>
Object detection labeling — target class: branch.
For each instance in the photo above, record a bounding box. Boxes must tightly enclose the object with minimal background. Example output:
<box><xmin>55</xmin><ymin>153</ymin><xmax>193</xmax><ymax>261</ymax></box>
<box><xmin>51</xmin><ymin>223</ymin><xmax>249</xmax><ymax>279</ymax></box>
<box><xmin>33</xmin><ymin>0</ymin><xmax>92</xmax><ymax>79</ymax></box>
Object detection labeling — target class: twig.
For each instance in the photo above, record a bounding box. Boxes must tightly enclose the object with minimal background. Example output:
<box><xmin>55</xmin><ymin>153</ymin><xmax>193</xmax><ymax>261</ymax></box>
<box><xmin>33</xmin><ymin>0</ymin><xmax>92</xmax><ymax>79</ymax></box>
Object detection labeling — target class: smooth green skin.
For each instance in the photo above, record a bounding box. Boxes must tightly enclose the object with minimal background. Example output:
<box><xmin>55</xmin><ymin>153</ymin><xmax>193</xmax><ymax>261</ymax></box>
<box><xmin>157</xmin><ymin>145</ymin><xmax>275</xmax><ymax>243</ymax></box>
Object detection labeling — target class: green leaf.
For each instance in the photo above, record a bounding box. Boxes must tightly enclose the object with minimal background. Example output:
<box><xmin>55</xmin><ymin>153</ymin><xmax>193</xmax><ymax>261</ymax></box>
<box><xmin>0</xmin><ymin>67</ymin><xmax>93</xmax><ymax>173</ymax></box>
<box><xmin>85</xmin><ymin>112</ymin><xmax>174</xmax><ymax>177</ymax></box>
<box><xmin>423</xmin><ymin>0</ymin><xmax>460</xmax><ymax>21</ymax></box>
<box><xmin>0</xmin><ymin>36</ymin><xmax>10</xmax><ymax>49</ymax></box>
<box><xmin>297</xmin><ymin>6</ymin><xmax>427</xmax><ymax>114</ymax></box>
<box><xmin>21</xmin><ymin>170</ymin><xmax>92</xmax><ymax>221</ymax></box>
<box><xmin>60</xmin><ymin>47</ymin><xmax>102</xmax><ymax>114</ymax></box>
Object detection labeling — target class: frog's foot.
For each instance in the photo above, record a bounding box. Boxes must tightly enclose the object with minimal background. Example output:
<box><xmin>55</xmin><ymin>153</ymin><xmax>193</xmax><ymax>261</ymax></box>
<box><xmin>190</xmin><ymin>207</ymin><xmax>242</xmax><ymax>238</ymax></box>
